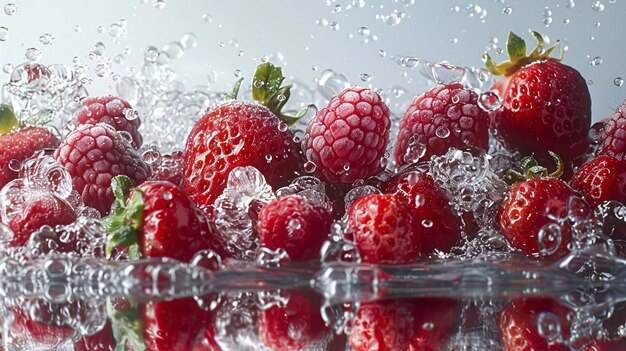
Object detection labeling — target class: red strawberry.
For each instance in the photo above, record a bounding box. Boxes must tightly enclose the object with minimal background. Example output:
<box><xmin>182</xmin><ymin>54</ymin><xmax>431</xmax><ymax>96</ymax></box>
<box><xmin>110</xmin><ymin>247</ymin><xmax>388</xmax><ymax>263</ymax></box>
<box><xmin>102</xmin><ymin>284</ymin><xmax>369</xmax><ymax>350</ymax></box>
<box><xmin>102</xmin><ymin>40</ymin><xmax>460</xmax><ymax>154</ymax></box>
<box><xmin>486</xmin><ymin>32</ymin><xmax>591</xmax><ymax>172</ymax></box>
<box><xmin>596</xmin><ymin>99</ymin><xmax>626</xmax><ymax>159</ymax></box>
<box><xmin>350</xmin><ymin>298</ymin><xmax>460</xmax><ymax>351</ymax></box>
<box><xmin>104</xmin><ymin>177</ymin><xmax>215</xmax><ymax>262</ymax></box>
<box><xmin>499</xmin><ymin>298</ymin><xmax>571</xmax><ymax>351</ymax></box>
<box><xmin>383</xmin><ymin>170</ymin><xmax>462</xmax><ymax>254</ymax></box>
<box><xmin>303</xmin><ymin>86</ymin><xmax>391</xmax><ymax>184</ymax></box>
<box><xmin>142</xmin><ymin>298</ymin><xmax>212</xmax><ymax>351</ymax></box>
<box><xmin>104</xmin><ymin>178</ymin><xmax>214</xmax><ymax>351</ymax></box>
<box><xmin>54</xmin><ymin>123</ymin><xmax>150</xmax><ymax>215</ymax></box>
<box><xmin>570</xmin><ymin>155</ymin><xmax>626</xmax><ymax>207</ymax></box>
<box><xmin>498</xmin><ymin>154</ymin><xmax>589</xmax><ymax>258</ymax></box>
<box><xmin>348</xmin><ymin>193</ymin><xmax>421</xmax><ymax>264</ymax></box>
<box><xmin>183</xmin><ymin>63</ymin><xmax>305</xmax><ymax>208</ymax></box>
<box><xmin>259</xmin><ymin>290</ymin><xmax>327</xmax><ymax>351</ymax></box>
<box><xmin>0</xmin><ymin>104</ymin><xmax>60</xmax><ymax>189</ymax></box>
<box><xmin>393</xmin><ymin>83</ymin><xmax>490</xmax><ymax>167</ymax></box>
<box><xmin>5</xmin><ymin>193</ymin><xmax>77</xmax><ymax>247</ymax></box>
<box><xmin>7</xmin><ymin>305</ymin><xmax>76</xmax><ymax>349</ymax></box>
<box><xmin>75</xmin><ymin>96</ymin><xmax>143</xmax><ymax>149</ymax></box>
<box><xmin>258</xmin><ymin>194</ymin><xmax>332</xmax><ymax>261</ymax></box>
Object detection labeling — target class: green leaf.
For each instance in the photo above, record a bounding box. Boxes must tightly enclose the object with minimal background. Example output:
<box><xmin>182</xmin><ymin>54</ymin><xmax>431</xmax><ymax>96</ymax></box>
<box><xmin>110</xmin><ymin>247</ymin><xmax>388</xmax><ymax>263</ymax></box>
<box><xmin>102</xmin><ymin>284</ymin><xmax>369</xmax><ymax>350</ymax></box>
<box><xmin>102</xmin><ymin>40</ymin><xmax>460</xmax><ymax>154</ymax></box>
<box><xmin>104</xmin><ymin>179</ymin><xmax>144</xmax><ymax>259</ymax></box>
<box><xmin>0</xmin><ymin>104</ymin><xmax>18</xmax><ymax>135</ymax></box>
<box><xmin>109</xmin><ymin>299</ymin><xmax>145</xmax><ymax>351</ymax></box>
<box><xmin>112</xmin><ymin>176</ymin><xmax>133</xmax><ymax>204</ymax></box>
<box><xmin>23</xmin><ymin>109</ymin><xmax>53</xmax><ymax>127</ymax></box>
<box><xmin>279</xmin><ymin>104</ymin><xmax>316</xmax><ymax>126</ymax></box>
<box><xmin>507</xmin><ymin>32</ymin><xmax>527</xmax><ymax>62</ymax></box>
<box><xmin>252</xmin><ymin>62</ymin><xmax>286</xmax><ymax>106</ymax></box>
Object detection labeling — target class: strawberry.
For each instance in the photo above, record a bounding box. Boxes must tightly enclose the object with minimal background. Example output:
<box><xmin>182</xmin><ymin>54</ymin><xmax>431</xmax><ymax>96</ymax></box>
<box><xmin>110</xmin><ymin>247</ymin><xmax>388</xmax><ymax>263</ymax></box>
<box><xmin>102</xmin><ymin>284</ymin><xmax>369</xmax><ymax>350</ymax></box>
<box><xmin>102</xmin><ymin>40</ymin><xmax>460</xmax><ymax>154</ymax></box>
<box><xmin>5</xmin><ymin>193</ymin><xmax>77</xmax><ymax>247</ymax></box>
<box><xmin>104</xmin><ymin>177</ymin><xmax>214</xmax><ymax>351</ymax></box>
<box><xmin>54</xmin><ymin>123</ymin><xmax>150</xmax><ymax>215</ymax></box>
<box><xmin>0</xmin><ymin>104</ymin><xmax>60</xmax><ymax>189</ymax></box>
<box><xmin>486</xmin><ymin>32</ymin><xmax>591</xmax><ymax>174</ymax></box>
<box><xmin>570</xmin><ymin>155</ymin><xmax>626</xmax><ymax>207</ymax></box>
<box><xmin>393</xmin><ymin>83</ymin><xmax>490</xmax><ymax>167</ymax></box>
<box><xmin>104</xmin><ymin>176</ymin><xmax>215</xmax><ymax>262</ymax></box>
<box><xmin>348</xmin><ymin>193</ymin><xmax>421</xmax><ymax>264</ymax></box>
<box><xmin>382</xmin><ymin>170</ymin><xmax>462</xmax><ymax>255</ymax></box>
<box><xmin>6</xmin><ymin>304</ymin><xmax>76</xmax><ymax>349</ymax></box>
<box><xmin>350</xmin><ymin>298</ymin><xmax>460</xmax><ymax>351</ymax></box>
<box><xmin>499</xmin><ymin>298</ymin><xmax>571</xmax><ymax>351</ymax></box>
<box><xmin>75</xmin><ymin>96</ymin><xmax>143</xmax><ymax>149</ymax></box>
<box><xmin>259</xmin><ymin>290</ymin><xmax>327</xmax><ymax>351</ymax></box>
<box><xmin>303</xmin><ymin>86</ymin><xmax>391</xmax><ymax>184</ymax></box>
<box><xmin>183</xmin><ymin>63</ymin><xmax>307</xmax><ymax>208</ymax></box>
<box><xmin>498</xmin><ymin>153</ymin><xmax>589</xmax><ymax>258</ymax></box>
<box><xmin>596</xmin><ymin>99</ymin><xmax>626</xmax><ymax>159</ymax></box>
<box><xmin>257</xmin><ymin>194</ymin><xmax>333</xmax><ymax>261</ymax></box>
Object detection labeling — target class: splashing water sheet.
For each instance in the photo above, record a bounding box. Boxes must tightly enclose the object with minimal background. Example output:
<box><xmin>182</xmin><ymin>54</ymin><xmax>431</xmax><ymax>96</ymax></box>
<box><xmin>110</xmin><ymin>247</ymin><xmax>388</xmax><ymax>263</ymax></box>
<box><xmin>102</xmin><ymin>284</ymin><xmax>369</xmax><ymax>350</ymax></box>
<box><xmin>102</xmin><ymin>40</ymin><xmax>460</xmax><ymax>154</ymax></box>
<box><xmin>0</xmin><ymin>1</ymin><xmax>625</xmax><ymax>350</ymax></box>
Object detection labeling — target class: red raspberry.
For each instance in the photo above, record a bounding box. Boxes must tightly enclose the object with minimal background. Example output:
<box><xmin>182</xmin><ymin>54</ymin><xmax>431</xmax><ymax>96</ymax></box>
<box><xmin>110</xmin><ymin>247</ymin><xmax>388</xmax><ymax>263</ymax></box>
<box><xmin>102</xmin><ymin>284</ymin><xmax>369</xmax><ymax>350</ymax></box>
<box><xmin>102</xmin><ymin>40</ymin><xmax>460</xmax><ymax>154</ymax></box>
<box><xmin>303</xmin><ymin>86</ymin><xmax>391</xmax><ymax>184</ymax></box>
<box><xmin>76</xmin><ymin>96</ymin><xmax>143</xmax><ymax>149</ymax></box>
<box><xmin>383</xmin><ymin>171</ymin><xmax>462</xmax><ymax>254</ymax></box>
<box><xmin>393</xmin><ymin>83</ymin><xmax>489</xmax><ymax>167</ymax></box>
<box><xmin>54</xmin><ymin>124</ymin><xmax>150</xmax><ymax>215</ymax></box>
<box><xmin>258</xmin><ymin>194</ymin><xmax>333</xmax><ymax>261</ymax></box>
<box><xmin>348</xmin><ymin>193</ymin><xmax>421</xmax><ymax>264</ymax></box>
<box><xmin>596</xmin><ymin>99</ymin><xmax>626</xmax><ymax>159</ymax></box>
<box><xmin>570</xmin><ymin>155</ymin><xmax>626</xmax><ymax>207</ymax></box>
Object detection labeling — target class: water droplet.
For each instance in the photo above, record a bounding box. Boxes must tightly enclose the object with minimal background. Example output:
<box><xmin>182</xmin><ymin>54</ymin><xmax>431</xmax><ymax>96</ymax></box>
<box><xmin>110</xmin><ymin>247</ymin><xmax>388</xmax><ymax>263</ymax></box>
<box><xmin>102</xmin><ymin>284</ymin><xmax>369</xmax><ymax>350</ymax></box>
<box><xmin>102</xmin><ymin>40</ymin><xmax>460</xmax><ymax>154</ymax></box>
<box><xmin>357</xmin><ymin>26</ymin><xmax>370</xmax><ymax>36</ymax></box>
<box><xmin>202</xmin><ymin>13</ymin><xmax>213</xmax><ymax>22</ymax></box>
<box><xmin>25</xmin><ymin>48</ymin><xmax>42</xmax><ymax>62</ymax></box>
<box><xmin>538</xmin><ymin>222</ymin><xmax>562</xmax><ymax>256</ymax></box>
<box><xmin>304</xmin><ymin>161</ymin><xmax>317</xmax><ymax>173</ymax></box>
<box><xmin>478</xmin><ymin>91</ymin><xmax>502</xmax><ymax>111</ymax></box>
<box><xmin>162</xmin><ymin>42</ymin><xmax>184</xmax><ymax>59</ymax></box>
<box><xmin>589</xmin><ymin>56</ymin><xmax>603</xmax><ymax>67</ymax></box>
<box><xmin>96</xmin><ymin>25</ymin><xmax>105</xmax><ymax>34</ymax></box>
<box><xmin>4</xmin><ymin>3</ymin><xmax>16</xmax><ymax>15</ymax></box>
<box><xmin>379</xmin><ymin>49</ymin><xmax>386</xmax><ymax>57</ymax></box>
<box><xmin>330</xmin><ymin>22</ymin><xmax>340</xmax><ymax>30</ymax></box>
<box><xmin>592</xmin><ymin>0</ymin><xmax>605</xmax><ymax>11</ymax></box>
<box><xmin>8</xmin><ymin>159</ymin><xmax>21</xmax><ymax>172</ymax></box>
<box><xmin>562</xmin><ymin>18</ymin><xmax>570</xmax><ymax>25</ymax></box>
<box><xmin>502</xmin><ymin>5</ymin><xmax>513</xmax><ymax>14</ymax></box>
<box><xmin>435</xmin><ymin>126</ymin><xmax>450</xmax><ymax>139</ymax></box>
<box><xmin>234</xmin><ymin>69</ymin><xmax>242</xmax><ymax>78</ymax></box>
<box><xmin>415</xmin><ymin>194</ymin><xmax>425</xmax><ymax>207</ymax></box>
<box><xmin>73</xmin><ymin>25</ymin><xmax>82</xmax><ymax>33</ymax></box>
<box><xmin>360</xmin><ymin>73</ymin><xmax>371</xmax><ymax>82</ymax></box>
<box><xmin>422</xmin><ymin>219</ymin><xmax>433</xmax><ymax>228</ymax></box>
<box><xmin>123</xmin><ymin>108</ymin><xmax>139</xmax><ymax>121</ymax></box>
<box><xmin>261</xmin><ymin>55</ymin><xmax>269</xmax><ymax>63</ymax></box>
<box><xmin>450</xmin><ymin>37</ymin><xmax>458</xmax><ymax>44</ymax></box>
<box><xmin>614</xmin><ymin>77</ymin><xmax>624</xmax><ymax>87</ymax></box>
<box><xmin>537</xmin><ymin>312</ymin><xmax>562</xmax><ymax>343</ymax></box>
<box><xmin>3</xmin><ymin>63</ymin><xmax>13</xmax><ymax>73</ymax></box>
<box><xmin>39</xmin><ymin>33</ymin><xmax>55</xmax><ymax>45</ymax></box>
<box><xmin>180</xmin><ymin>32</ymin><xmax>198</xmax><ymax>49</ymax></box>
<box><xmin>94</xmin><ymin>62</ymin><xmax>110</xmax><ymax>77</ymax></box>
<box><xmin>543</xmin><ymin>8</ymin><xmax>553</xmax><ymax>26</ymax></box>
<box><xmin>162</xmin><ymin>191</ymin><xmax>173</xmax><ymax>200</ymax></box>
<box><xmin>109</xmin><ymin>23</ymin><xmax>124</xmax><ymax>38</ymax></box>
<box><xmin>587</xmin><ymin>79</ymin><xmax>594</xmax><ymax>85</ymax></box>
<box><xmin>0</xmin><ymin>26</ymin><xmax>9</xmax><ymax>41</ymax></box>
<box><xmin>144</xmin><ymin>46</ymin><xmax>159</xmax><ymax>62</ymax></box>
<box><xmin>153</xmin><ymin>0</ymin><xmax>166</xmax><ymax>9</ymax></box>
<box><xmin>403</xmin><ymin>135</ymin><xmax>427</xmax><ymax>164</ymax></box>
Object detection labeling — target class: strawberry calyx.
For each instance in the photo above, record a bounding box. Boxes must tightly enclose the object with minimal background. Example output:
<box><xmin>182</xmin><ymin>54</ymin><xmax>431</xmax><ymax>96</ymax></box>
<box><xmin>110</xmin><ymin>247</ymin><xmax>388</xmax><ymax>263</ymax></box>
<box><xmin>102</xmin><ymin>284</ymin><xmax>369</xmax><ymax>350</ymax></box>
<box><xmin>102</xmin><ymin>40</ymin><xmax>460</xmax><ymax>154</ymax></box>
<box><xmin>108</xmin><ymin>299</ymin><xmax>146</xmax><ymax>351</ymax></box>
<box><xmin>250</xmin><ymin>62</ymin><xmax>313</xmax><ymax>126</ymax></box>
<box><xmin>102</xmin><ymin>175</ymin><xmax>144</xmax><ymax>260</ymax></box>
<box><xmin>0</xmin><ymin>104</ymin><xmax>19</xmax><ymax>135</ymax></box>
<box><xmin>483</xmin><ymin>31</ymin><xmax>563</xmax><ymax>76</ymax></box>
<box><xmin>504</xmin><ymin>151</ymin><xmax>564</xmax><ymax>185</ymax></box>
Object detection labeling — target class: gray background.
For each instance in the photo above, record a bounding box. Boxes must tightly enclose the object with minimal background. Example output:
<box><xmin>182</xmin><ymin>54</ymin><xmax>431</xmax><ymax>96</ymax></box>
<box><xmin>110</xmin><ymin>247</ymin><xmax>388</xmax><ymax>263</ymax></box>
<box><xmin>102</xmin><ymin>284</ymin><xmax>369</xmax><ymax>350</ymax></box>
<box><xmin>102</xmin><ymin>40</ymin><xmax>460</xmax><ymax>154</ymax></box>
<box><xmin>0</xmin><ymin>0</ymin><xmax>624</xmax><ymax>120</ymax></box>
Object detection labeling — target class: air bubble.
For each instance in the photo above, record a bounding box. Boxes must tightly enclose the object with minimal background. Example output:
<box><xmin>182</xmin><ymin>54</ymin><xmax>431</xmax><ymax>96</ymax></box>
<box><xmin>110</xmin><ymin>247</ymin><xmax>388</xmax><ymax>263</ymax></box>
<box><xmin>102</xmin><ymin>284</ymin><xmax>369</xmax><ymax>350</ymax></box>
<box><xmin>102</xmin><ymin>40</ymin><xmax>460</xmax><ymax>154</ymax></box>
<box><xmin>304</xmin><ymin>161</ymin><xmax>317</xmax><ymax>174</ymax></box>
<box><xmin>153</xmin><ymin>0</ymin><xmax>166</xmax><ymax>9</ymax></box>
<box><xmin>360</xmin><ymin>73</ymin><xmax>371</xmax><ymax>82</ymax></box>
<box><xmin>0</xmin><ymin>27</ymin><xmax>10</xmax><ymax>41</ymax></box>
<box><xmin>614</xmin><ymin>77</ymin><xmax>624</xmax><ymax>87</ymax></box>
<box><xmin>422</xmin><ymin>219</ymin><xmax>433</xmax><ymax>228</ymax></box>
<box><xmin>8</xmin><ymin>159</ymin><xmax>21</xmax><ymax>172</ymax></box>
<box><xmin>330</xmin><ymin>22</ymin><xmax>340</xmax><ymax>30</ymax></box>
<box><xmin>4</xmin><ymin>3</ymin><xmax>16</xmax><ymax>15</ymax></box>
<box><xmin>162</xmin><ymin>42</ymin><xmax>184</xmax><ymax>59</ymax></box>
<box><xmin>39</xmin><ymin>33</ymin><xmax>55</xmax><ymax>45</ymax></box>
<box><xmin>537</xmin><ymin>312</ymin><xmax>562</xmax><ymax>343</ymax></box>
<box><xmin>403</xmin><ymin>135</ymin><xmax>427</xmax><ymax>164</ymax></box>
<box><xmin>502</xmin><ymin>6</ymin><xmax>512</xmax><ymax>14</ymax></box>
<box><xmin>589</xmin><ymin>56</ymin><xmax>603</xmax><ymax>67</ymax></box>
<box><xmin>436</xmin><ymin>126</ymin><xmax>450</xmax><ymax>139</ymax></box>
<box><xmin>3</xmin><ymin>63</ymin><xmax>13</xmax><ymax>73</ymax></box>
<box><xmin>180</xmin><ymin>32</ymin><xmax>198</xmax><ymax>49</ymax></box>
<box><xmin>357</xmin><ymin>26</ymin><xmax>370</xmax><ymax>36</ymax></box>
<box><xmin>592</xmin><ymin>0</ymin><xmax>605</xmax><ymax>11</ymax></box>
<box><xmin>478</xmin><ymin>91</ymin><xmax>502</xmax><ymax>111</ymax></box>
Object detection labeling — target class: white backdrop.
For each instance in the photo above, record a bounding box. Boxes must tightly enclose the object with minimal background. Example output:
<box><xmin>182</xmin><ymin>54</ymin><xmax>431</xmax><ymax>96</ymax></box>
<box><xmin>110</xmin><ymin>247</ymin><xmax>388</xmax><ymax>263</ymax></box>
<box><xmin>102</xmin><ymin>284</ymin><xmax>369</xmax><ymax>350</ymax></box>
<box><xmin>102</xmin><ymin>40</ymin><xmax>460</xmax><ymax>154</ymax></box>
<box><xmin>0</xmin><ymin>0</ymin><xmax>623</xmax><ymax>121</ymax></box>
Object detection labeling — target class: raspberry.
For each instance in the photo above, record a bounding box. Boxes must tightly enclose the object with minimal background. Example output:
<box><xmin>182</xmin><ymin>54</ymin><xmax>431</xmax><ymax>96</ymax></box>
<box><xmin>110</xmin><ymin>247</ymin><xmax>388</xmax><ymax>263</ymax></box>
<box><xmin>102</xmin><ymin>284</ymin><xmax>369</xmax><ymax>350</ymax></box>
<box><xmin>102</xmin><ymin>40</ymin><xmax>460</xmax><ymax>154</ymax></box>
<box><xmin>54</xmin><ymin>123</ymin><xmax>150</xmax><ymax>215</ymax></box>
<box><xmin>258</xmin><ymin>194</ymin><xmax>332</xmax><ymax>261</ymax></box>
<box><xmin>348</xmin><ymin>193</ymin><xmax>421</xmax><ymax>264</ymax></box>
<box><xmin>394</xmin><ymin>83</ymin><xmax>489</xmax><ymax>167</ymax></box>
<box><xmin>596</xmin><ymin>99</ymin><xmax>626</xmax><ymax>159</ymax></box>
<box><xmin>76</xmin><ymin>96</ymin><xmax>143</xmax><ymax>149</ymax></box>
<box><xmin>303</xmin><ymin>86</ymin><xmax>391</xmax><ymax>184</ymax></box>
